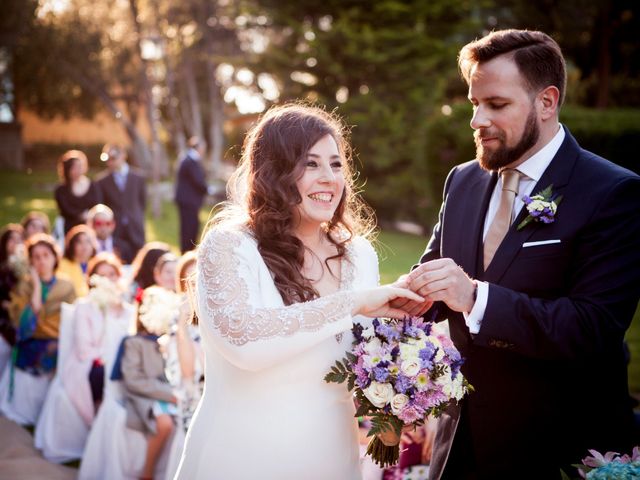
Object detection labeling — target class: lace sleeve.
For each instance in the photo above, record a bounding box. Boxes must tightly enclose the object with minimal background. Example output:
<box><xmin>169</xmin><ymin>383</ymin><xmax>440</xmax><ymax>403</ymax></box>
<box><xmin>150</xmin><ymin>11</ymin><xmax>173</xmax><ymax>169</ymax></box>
<box><xmin>196</xmin><ymin>228</ymin><xmax>355</xmax><ymax>370</ymax></box>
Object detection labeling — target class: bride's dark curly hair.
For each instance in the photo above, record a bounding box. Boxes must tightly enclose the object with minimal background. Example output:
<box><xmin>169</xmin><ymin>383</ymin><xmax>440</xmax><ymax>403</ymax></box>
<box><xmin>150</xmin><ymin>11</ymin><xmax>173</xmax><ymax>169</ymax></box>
<box><xmin>208</xmin><ymin>103</ymin><xmax>374</xmax><ymax>305</ymax></box>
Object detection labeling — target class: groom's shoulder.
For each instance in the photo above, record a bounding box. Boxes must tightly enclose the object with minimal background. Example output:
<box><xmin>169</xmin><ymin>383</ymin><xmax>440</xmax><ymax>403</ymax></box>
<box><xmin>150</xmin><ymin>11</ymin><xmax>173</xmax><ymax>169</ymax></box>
<box><xmin>449</xmin><ymin>159</ymin><xmax>486</xmax><ymax>183</ymax></box>
<box><xmin>576</xmin><ymin>146</ymin><xmax>638</xmax><ymax>184</ymax></box>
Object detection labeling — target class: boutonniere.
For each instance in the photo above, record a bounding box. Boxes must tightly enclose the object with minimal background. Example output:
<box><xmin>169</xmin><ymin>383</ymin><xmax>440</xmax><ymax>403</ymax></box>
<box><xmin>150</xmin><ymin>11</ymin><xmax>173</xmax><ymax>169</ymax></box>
<box><xmin>517</xmin><ymin>184</ymin><xmax>563</xmax><ymax>231</ymax></box>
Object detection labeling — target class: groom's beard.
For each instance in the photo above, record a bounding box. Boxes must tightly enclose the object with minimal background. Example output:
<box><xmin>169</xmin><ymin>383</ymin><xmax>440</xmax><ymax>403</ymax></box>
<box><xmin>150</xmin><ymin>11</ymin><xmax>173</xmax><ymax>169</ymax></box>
<box><xmin>474</xmin><ymin>108</ymin><xmax>540</xmax><ymax>171</ymax></box>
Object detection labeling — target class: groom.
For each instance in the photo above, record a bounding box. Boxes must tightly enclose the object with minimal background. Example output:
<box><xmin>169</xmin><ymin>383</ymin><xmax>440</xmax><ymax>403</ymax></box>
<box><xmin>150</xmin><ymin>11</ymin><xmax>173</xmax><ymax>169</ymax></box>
<box><xmin>399</xmin><ymin>29</ymin><xmax>640</xmax><ymax>479</ymax></box>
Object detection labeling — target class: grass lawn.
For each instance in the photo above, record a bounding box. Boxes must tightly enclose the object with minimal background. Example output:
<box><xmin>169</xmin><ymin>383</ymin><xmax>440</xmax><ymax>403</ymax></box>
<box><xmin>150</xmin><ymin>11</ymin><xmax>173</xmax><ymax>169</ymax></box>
<box><xmin>1</xmin><ymin>168</ymin><xmax>639</xmax><ymax>393</ymax></box>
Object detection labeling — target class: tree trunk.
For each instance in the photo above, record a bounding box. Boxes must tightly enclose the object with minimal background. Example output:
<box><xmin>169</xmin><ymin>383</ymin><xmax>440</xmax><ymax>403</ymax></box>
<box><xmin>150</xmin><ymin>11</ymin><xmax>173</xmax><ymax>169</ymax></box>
<box><xmin>150</xmin><ymin>0</ymin><xmax>186</xmax><ymax>163</ymax></box>
<box><xmin>203</xmin><ymin>2</ymin><xmax>224</xmax><ymax>179</ymax></box>
<box><xmin>129</xmin><ymin>0</ymin><xmax>168</xmax><ymax>217</ymax></box>
<box><xmin>182</xmin><ymin>53</ymin><xmax>204</xmax><ymax>139</ymax></box>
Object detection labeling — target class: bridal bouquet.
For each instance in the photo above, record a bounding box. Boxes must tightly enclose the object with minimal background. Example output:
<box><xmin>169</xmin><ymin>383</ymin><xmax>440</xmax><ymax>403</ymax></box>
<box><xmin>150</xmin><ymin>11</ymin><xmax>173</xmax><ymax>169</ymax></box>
<box><xmin>88</xmin><ymin>274</ymin><xmax>123</xmax><ymax>311</ymax></box>
<box><xmin>325</xmin><ymin>317</ymin><xmax>472</xmax><ymax>467</ymax></box>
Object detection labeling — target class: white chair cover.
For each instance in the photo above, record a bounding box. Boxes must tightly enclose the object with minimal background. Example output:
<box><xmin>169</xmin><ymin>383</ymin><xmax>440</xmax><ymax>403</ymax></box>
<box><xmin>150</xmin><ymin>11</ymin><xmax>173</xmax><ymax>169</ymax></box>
<box><xmin>34</xmin><ymin>302</ymin><xmax>89</xmax><ymax>463</ymax></box>
<box><xmin>0</xmin><ymin>307</ymin><xmax>57</xmax><ymax>426</ymax></box>
<box><xmin>0</xmin><ymin>335</ymin><xmax>12</xmax><ymax>379</ymax></box>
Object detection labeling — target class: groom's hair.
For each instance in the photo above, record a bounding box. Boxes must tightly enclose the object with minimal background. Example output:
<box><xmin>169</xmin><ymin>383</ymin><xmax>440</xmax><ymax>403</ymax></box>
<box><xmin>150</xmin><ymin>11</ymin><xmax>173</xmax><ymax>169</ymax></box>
<box><xmin>458</xmin><ymin>29</ymin><xmax>567</xmax><ymax>107</ymax></box>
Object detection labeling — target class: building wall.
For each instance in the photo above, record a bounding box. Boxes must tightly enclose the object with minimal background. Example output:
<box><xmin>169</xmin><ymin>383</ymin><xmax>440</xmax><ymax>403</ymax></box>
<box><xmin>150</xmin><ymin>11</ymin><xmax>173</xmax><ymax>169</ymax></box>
<box><xmin>18</xmin><ymin>107</ymin><xmax>151</xmax><ymax>145</ymax></box>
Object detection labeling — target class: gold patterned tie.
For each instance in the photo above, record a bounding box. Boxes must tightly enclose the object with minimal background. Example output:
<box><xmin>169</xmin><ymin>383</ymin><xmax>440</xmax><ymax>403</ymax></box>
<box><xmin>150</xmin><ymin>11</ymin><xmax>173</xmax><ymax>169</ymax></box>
<box><xmin>483</xmin><ymin>169</ymin><xmax>521</xmax><ymax>270</ymax></box>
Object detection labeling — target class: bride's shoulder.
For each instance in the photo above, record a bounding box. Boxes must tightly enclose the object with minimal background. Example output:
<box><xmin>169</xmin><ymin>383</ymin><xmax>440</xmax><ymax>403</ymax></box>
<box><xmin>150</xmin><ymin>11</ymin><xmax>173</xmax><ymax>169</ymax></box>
<box><xmin>347</xmin><ymin>235</ymin><xmax>378</xmax><ymax>265</ymax></box>
<box><xmin>198</xmin><ymin>224</ymin><xmax>257</xmax><ymax>257</ymax></box>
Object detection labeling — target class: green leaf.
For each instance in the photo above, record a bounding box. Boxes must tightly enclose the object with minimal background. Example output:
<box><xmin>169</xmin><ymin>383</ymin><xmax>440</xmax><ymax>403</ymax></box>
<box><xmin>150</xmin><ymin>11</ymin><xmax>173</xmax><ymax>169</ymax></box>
<box><xmin>559</xmin><ymin>469</ymin><xmax>571</xmax><ymax>480</ymax></box>
<box><xmin>539</xmin><ymin>184</ymin><xmax>554</xmax><ymax>198</ymax></box>
<box><xmin>516</xmin><ymin>216</ymin><xmax>534</xmax><ymax>231</ymax></box>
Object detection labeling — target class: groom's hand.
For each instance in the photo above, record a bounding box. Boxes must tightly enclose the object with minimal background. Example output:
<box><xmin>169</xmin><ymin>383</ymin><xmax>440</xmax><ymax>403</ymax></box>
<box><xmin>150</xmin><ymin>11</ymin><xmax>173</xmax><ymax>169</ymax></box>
<box><xmin>389</xmin><ymin>274</ymin><xmax>434</xmax><ymax>317</ymax></box>
<box><xmin>407</xmin><ymin>258</ymin><xmax>476</xmax><ymax>313</ymax></box>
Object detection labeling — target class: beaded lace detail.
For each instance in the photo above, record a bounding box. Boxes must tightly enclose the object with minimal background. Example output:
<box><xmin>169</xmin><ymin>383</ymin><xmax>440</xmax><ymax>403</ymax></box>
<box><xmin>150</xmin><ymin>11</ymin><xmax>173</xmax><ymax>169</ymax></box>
<box><xmin>198</xmin><ymin>229</ymin><xmax>355</xmax><ymax>346</ymax></box>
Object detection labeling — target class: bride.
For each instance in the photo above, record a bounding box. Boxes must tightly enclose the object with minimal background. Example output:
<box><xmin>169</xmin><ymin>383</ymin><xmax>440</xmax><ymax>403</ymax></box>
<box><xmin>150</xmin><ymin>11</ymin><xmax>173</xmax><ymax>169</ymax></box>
<box><xmin>174</xmin><ymin>103</ymin><xmax>422</xmax><ymax>479</ymax></box>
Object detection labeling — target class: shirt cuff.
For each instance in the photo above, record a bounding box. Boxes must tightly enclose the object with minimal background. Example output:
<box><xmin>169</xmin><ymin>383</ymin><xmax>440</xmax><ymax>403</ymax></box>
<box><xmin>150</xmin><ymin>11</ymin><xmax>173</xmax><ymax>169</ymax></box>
<box><xmin>463</xmin><ymin>281</ymin><xmax>488</xmax><ymax>334</ymax></box>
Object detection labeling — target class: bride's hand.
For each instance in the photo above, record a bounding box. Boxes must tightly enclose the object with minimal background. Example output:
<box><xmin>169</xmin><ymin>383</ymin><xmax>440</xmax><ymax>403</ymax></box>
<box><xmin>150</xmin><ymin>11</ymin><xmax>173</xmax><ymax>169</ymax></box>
<box><xmin>353</xmin><ymin>285</ymin><xmax>424</xmax><ymax>319</ymax></box>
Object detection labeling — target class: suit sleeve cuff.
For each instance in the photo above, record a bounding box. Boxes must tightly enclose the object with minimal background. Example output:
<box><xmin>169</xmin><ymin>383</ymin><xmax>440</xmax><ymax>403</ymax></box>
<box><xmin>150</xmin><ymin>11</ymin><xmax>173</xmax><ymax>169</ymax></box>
<box><xmin>463</xmin><ymin>281</ymin><xmax>488</xmax><ymax>334</ymax></box>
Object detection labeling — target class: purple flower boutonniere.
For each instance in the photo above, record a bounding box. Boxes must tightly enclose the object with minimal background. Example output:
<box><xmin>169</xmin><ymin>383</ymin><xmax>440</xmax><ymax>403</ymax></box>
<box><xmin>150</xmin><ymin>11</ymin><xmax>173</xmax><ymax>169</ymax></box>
<box><xmin>517</xmin><ymin>184</ymin><xmax>563</xmax><ymax>231</ymax></box>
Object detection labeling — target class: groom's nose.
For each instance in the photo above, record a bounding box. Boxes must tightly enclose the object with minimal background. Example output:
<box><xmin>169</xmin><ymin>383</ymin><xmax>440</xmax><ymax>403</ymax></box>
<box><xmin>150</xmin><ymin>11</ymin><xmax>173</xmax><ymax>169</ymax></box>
<box><xmin>470</xmin><ymin>105</ymin><xmax>491</xmax><ymax>130</ymax></box>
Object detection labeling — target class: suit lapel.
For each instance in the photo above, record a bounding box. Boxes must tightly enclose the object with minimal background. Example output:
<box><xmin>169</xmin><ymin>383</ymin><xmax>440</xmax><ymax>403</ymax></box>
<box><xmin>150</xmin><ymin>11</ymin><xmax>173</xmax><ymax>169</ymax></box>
<box><xmin>450</xmin><ymin>170</ymin><xmax>497</xmax><ymax>279</ymax></box>
<box><xmin>483</xmin><ymin>128</ymin><xmax>580</xmax><ymax>283</ymax></box>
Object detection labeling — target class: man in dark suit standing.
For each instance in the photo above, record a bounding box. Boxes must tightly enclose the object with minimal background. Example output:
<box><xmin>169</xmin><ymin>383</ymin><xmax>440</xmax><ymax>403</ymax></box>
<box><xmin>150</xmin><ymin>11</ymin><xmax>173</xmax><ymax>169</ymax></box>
<box><xmin>175</xmin><ymin>136</ymin><xmax>211</xmax><ymax>253</ymax></box>
<box><xmin>395</xmin><ymin>29</ymin><xmax>640</xmax><ymax>479</ymax></box>
<box><xmin>95</xmin><ymin>144</ymin><xmax>147</xmax><ymax>264</ymax></box>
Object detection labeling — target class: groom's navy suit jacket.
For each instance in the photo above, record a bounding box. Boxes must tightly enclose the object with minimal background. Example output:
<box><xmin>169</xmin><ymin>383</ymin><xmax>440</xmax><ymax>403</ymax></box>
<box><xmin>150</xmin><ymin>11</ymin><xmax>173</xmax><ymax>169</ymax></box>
<box><xmin>423</xmin><ymin>127</ymin><xmax>640</xmax><ymax>479</ymax></box>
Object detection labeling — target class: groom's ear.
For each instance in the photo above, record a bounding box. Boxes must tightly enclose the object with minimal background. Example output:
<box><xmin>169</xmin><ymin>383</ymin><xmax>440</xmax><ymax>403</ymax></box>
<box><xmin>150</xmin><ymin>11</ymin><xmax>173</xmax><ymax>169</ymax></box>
<box><xmin>538</xmin><ymin>86</ymin><xmax>560</xmax><ymax>120</ymax></box>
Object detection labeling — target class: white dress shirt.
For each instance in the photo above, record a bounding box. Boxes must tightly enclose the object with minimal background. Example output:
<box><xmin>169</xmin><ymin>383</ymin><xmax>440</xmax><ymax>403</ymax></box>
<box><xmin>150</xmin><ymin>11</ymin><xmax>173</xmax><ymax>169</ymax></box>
<box><xmin>464</xmin><ymin>125</ymin><xmax>565</xmax><ymax>334</ymax></box>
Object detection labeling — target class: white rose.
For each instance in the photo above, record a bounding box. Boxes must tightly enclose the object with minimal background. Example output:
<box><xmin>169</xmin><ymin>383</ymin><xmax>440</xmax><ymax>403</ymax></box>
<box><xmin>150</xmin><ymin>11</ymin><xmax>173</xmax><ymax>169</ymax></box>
<box><xmin>364</xmin><ymin>337</ymin><xmax>382</xmax><ymax>354</ymax></box>
<box><xmin>401</xmin><ymin>359</ymin><xmax>421</xmax><ymax>377</ymax></box>
<box><xmin>364</xmin><ymin>382</ymin><xmax>395</xmax><ymax>408</ymax></box>
<box><xmin>390</xmin><ymin>393</ymin><xmax>409</xmax><ymax>415</ymax></box>
<box><xmin>399</xmin><ymin>342</ymin><xmax>420</xmax><ymax>360</ymax></box>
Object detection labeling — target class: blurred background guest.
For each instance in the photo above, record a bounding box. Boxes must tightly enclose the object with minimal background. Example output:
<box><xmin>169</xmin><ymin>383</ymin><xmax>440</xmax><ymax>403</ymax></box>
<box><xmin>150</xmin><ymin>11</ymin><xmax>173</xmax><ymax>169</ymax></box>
<box><xmin>0</xmin><ymin>224</ymin><xmax>25</xmax><ymax>373</ymax></box>
<box><xmin>64</xmin><ymin>252</ymin><xmax>133</xmax><ymax>427</ymax></box>
<box><xmin>87</xmin><ymin>204</ymin><xmax>118</xmax><ymax>257</ymax></box>
<box><xmin>152</xmin><ymin>252</ymin><xmax>177</xmax><ymax>292</ymax></box>
<box><xmin>174</xmin><ymin>136</ymin><xmax>211</xmax><ymax>253</ymax></box>
<box><xmin>21</xmin><ymin>211</ymin><xmax>50</xmax><ymax>241</ymax></box>
<box><xmin>54</xmin><ymin>150</ymin><xmax>100</xmax><ymax>235</ymax></box>
<box><xmin>128</xmin><ymin>241</ymin><xmax>171</xmax><ymax>299</ymax></box>
<box><xmin>0</xmin><ymin>234</ymin><xmax>76</xmax><ymax>425</ymax></box>
<box><xmin>57</xmin><ymin>225</ymin><xmax>97</xmax><ymax>297</ymax></box>
<box><xmin>95</xmin><ymin>144</ymin><xmax>146</xmax><ymax>264</ymax></box>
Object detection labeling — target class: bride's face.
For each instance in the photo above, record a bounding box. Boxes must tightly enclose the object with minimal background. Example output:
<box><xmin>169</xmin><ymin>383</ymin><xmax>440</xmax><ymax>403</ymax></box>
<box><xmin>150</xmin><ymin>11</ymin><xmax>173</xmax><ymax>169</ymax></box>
<box><xmin>294</xmin><ymin>134</ymin><xmax>345</xmax><ymax>232</ymax></box>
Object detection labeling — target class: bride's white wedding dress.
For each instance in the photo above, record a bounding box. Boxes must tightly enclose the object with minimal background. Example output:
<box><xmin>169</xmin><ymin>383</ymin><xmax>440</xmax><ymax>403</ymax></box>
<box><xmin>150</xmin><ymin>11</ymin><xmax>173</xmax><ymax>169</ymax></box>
<box><xmin>174</xmin><ymin>227</ymin><xmax>379</xmax><ymax>480</ymax></box>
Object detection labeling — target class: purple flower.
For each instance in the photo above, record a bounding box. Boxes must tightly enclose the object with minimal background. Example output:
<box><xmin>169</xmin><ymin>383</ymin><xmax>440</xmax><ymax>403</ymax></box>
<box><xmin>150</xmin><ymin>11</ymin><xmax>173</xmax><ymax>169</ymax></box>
<box><xmin>373</xmin><ymin>366</ymin><xmax>390</xmax><ymax>382</ymax></box>
<box><xmin>354</xmin><ymin>360</ymin><xmax>371</xmax><ymax>389</ymax></box>
<box><xmin>395</xmin><ymin>374</ymin><xmax>413</xmax><ymax>394</ymax></box>
<box><xmin>522</xmin><ymin>195</ymin><xmax>532</xmax><ymax>205</ymax></box>
<box><xmin>444</xmin><ymin>347</ymin><xmax>464</xmax><ymax>376</ymax></box>
<box><xmin>397</xmin><ymin>405</ymin><xmax>423</xmax><ymax>423</ymax></box>
<box><xmin>375</xmin><ymin>322</ymin><xmax>400</xmax><ymax>342</ymax></box>
<box><xmin>419</xmin><ymin>344</ymin><xmax>437</xmax><ymax>370</ymax></box>
<box><xmin>352</xmin><ymin>323</ymin><xmax>364</xmax><ymax>343</ymax></box>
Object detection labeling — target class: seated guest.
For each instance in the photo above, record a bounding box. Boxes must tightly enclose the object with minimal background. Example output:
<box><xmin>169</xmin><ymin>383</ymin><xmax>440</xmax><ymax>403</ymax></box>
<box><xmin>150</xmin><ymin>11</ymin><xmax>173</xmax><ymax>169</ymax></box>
<box><xmin>127</xmin><ymin>241</ymin><xmax>171</xmax><ymax>300</ymax></box>
<box><xmin>63</xmin><ymin>253</ymin><xmax>133</xmax><ymax>427</ymax></box>
<box><xmin>87</xmin><ymin>204</ymin><xmax>118</xmax><ymax>256</ymax></box>
<box><xmin>54</xmin><ymin>150</ymin><xmax>100</xmax><ymax>235</ymax></box>
<box><xmin>0</xmin><ymin>234</ymin><xmax>76</xmax><ymax>425</ymax></box>
<box><xmin>21</xmin><ymin>211</ymin><xmax>50</xmax><ymax>240</ymax></box>
<box><xmin>0</xmin><ymin>224</ymin><xmax>25</xmax><ymax>373</ymax></box>
<box><xmin>57</xmin><ymin>225</ymin><xmax>97</xmax><ymax>297</ymax></box>
<box><xmin>171</xmin><ymin>251</ymin><xmax>203</xmax><ymax>428</ymax></box>
<box><xmin>116</xmin><ymin>286</ymin><xmax>178</xmax><ymax>480</ymax></box>
<box><xmin>152</xmin><ymin>252</ymin><xmax>178</xmax><ymax>292</ymax></box>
